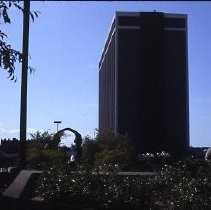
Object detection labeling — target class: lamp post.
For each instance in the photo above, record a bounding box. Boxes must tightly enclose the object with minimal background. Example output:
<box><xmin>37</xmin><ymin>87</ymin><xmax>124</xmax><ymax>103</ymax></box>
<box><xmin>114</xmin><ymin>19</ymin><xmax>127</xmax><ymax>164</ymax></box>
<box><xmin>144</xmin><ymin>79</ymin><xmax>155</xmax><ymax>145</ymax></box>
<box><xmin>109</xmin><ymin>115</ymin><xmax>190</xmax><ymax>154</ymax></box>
<box><xmin>20</xmin><ymin>0</ymin><xmax>30</xmax><ymax>169</ymax></box>
<box><xmin>54</xmin><ymin>121</ymin><xmax>62</xmax><ymax>132</ymax></box>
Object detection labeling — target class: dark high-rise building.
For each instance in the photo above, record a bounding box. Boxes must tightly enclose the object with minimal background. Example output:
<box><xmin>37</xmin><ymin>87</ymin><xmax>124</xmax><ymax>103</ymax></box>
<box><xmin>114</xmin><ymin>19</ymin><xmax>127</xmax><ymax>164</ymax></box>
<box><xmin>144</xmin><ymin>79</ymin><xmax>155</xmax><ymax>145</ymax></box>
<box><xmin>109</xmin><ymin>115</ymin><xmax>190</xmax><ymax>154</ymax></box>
<box><xmin>99</xmin><ymin>12</ymin><xmax>189</xmax><ymax>155</ymax></box>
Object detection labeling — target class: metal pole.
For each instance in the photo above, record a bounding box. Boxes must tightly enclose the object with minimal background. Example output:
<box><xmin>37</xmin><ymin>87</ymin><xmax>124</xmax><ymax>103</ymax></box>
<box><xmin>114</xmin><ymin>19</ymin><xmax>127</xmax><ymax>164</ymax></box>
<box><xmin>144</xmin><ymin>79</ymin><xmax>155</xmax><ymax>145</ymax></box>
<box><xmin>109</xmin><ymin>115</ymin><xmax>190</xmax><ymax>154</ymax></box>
<box><xmin>20</xmin><ymin>0</ymin><xmax>30</xmax><ymax>169</ymax></box>
<box><xmin>54</xmin><ymin>121</ymin><xmax>62</xmax><ymax>132</ymax></box>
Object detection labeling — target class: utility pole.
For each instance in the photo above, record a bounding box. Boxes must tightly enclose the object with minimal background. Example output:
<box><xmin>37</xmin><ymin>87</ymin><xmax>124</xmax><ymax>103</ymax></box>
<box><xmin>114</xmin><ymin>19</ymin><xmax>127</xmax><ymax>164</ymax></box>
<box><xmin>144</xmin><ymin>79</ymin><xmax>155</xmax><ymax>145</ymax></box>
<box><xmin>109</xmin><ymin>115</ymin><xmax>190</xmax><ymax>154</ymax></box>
<box><xmin>20</xmin><ymin>0</ymin><xmax>30</xmax><ymax>169</ymax></box>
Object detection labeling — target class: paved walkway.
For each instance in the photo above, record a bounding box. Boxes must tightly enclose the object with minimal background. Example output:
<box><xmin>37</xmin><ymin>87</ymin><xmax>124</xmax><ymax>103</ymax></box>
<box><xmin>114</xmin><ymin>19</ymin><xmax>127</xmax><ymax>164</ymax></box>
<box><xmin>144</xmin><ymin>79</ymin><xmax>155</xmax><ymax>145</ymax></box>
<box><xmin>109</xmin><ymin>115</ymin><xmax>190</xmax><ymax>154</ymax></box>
<box><xmin>2</xmin><ymin>170</ymin><xmax>42</xmax><ymax>199</ymax></box>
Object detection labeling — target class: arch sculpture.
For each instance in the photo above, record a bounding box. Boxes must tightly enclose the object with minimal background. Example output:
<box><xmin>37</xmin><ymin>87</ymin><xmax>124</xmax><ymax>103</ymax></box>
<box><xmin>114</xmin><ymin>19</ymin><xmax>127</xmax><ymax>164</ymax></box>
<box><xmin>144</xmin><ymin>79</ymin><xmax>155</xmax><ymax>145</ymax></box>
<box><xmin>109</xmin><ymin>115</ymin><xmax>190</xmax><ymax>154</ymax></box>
<box><xmin>53</xmin><ymin>128</ymin><xmax>83</xmax><ymax>161</ymax></box>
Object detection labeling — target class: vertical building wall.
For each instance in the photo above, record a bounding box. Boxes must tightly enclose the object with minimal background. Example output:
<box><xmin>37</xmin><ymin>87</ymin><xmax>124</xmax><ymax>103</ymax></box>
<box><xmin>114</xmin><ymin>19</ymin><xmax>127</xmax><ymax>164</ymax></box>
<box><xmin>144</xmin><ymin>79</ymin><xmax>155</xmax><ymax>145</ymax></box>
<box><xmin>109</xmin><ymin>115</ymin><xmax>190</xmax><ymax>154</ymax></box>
<box><xmin>116</xmin><ymin>12</ymin><xmax>167</xmax><ymax>152</ymax></box>
<box><xmin>117</xmin><ymin>21</ymin><xmax>142</xmax><ymax>146</ymax></box>
<box><xmin>99</xmin><ymin>12</ymin><xmax>189</xmax><ymax>155</ymax></box>
<box><xmin>99</xmin><ymin>21</ymin><xmax>116</xmax><ymax>132</ymax></box>
<box><xmin>163</xmin><ymin>14</ymin><xmax>189</xmax><ymax>153</ymax></box>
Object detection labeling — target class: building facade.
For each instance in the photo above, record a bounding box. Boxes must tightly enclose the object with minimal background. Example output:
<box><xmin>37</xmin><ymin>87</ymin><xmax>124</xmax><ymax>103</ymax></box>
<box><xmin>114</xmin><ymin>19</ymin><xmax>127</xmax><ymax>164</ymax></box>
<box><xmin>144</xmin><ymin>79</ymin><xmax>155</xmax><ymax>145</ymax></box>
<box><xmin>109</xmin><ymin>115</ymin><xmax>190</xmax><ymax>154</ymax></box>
<box><xmin>99</xmin><ymin>12</ymin><xmax>189</xmax><ymax>155</ymax></box>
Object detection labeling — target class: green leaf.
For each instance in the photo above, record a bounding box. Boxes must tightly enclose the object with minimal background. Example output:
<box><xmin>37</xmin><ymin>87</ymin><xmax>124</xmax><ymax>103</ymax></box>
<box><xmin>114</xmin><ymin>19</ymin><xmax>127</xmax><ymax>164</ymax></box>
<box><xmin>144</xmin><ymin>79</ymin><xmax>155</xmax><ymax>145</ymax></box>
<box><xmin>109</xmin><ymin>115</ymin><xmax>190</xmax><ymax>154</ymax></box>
<box><xmin>30</xmin><ymin>13</ymin><xmax>34</xmax><ymax>22</ymax></box>
<box><xmin>29</xmin><ymin>66</ymin><xmax>35</xmax><ymax>74</ymax></box>
<box><xmin>34</xmin><ymin>11</ymin><xmax>40</xmax><ymax>17</ymax></box>
<box><xmin>2</xmin><ymin>7</ymin><xmax>10</xmax><ymax>23</ymax></box>
<box><xmin>13</xmin><ymin>2</ymin><xmax>23</xmax><ymax>12</ymax></box>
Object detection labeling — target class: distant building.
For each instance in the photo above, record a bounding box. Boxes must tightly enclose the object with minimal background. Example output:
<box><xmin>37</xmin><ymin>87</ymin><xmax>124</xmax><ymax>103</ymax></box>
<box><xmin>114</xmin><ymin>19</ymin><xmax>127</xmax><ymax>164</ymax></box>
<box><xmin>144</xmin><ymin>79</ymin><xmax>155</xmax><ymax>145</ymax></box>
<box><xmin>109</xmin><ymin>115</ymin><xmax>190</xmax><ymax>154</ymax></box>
<box><xmin>99</xmin><ymin>12</ymin><xmax>189</xmax><ymax>155</ymax></box>
<box><xmin>0</xmin><ymin>138</ymin><xmax>20</xmax><ymax>153</ymax></box>
<box><xmin>0</xmin><ymin>139</ymin><xmax>20</xmax><ymax>168</ymax></box>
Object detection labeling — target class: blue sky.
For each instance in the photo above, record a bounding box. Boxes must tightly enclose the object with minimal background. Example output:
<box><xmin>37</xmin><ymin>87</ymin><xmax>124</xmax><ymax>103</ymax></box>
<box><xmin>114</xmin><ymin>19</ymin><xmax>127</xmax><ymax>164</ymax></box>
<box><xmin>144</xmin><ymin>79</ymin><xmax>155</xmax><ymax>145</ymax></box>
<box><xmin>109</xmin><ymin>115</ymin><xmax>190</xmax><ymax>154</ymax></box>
<box><xmin>0</xmin><ymin>1</ymin><xmax>211</xmax><ymax>147</ymax></box>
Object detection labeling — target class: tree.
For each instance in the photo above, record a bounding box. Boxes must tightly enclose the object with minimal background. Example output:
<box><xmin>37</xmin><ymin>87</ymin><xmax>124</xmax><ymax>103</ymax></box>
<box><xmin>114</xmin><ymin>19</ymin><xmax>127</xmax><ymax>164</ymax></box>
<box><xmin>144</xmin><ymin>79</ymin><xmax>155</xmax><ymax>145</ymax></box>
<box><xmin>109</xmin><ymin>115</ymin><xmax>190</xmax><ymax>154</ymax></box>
<box><xmin>81</xmin><ymin>132</ymin><xmax>135</xmax><ymax>170</ymax></box>
<box><xmin>0</xmin><ymin>0</ymin><xmax>38</xmax><ymax>81</ymax></box>
<box><xmin>0</xmin><ymin>1</ymin><xmax>39</xmax><ymax>169</ymax></box>
<box><xmin>95</xmin><ymin>132</ymin><xmax>135</xmax><ymax>170</ymax></box>
<box><xmin>81</xmin><ymin>136</ymin><xmax>100</xmax><ymax>165</ymax></box>
<box><xmin>30</xmin><ymin>130</ymin><xmax>53</xmax><ymax>146</ymax></box>
<box><xmin>27</xmin><ymin>130</ymin><xmax>67</xmax><ymax>169</ymax></box>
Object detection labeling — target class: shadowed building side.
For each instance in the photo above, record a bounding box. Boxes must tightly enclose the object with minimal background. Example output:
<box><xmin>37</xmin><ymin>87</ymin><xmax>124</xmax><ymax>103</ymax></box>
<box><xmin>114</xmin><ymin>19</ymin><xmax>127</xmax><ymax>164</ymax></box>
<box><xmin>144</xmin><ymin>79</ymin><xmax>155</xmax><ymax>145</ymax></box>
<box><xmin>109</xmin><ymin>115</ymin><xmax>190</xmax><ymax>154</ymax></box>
<box><xmin>99</xmin><ymin>12</ymin><xmax>189</xmax><ymax>156</ymax></box>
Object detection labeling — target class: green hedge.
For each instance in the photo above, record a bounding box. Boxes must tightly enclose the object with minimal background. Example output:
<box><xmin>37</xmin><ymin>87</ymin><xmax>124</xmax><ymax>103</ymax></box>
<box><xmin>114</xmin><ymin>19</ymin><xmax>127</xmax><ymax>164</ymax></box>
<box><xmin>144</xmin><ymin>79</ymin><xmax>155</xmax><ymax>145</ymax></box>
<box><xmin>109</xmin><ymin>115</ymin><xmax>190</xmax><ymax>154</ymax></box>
<box><xmin>34</xmin><ymin>157</ymin><xmax>211</xmax><ymax>210</ymax></box>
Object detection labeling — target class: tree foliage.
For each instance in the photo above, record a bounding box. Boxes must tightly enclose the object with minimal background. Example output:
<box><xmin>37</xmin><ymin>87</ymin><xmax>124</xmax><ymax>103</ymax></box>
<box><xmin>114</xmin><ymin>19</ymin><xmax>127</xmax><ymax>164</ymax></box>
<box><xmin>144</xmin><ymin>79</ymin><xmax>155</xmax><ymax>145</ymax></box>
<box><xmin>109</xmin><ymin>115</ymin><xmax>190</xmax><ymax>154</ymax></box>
<box><xmin>81</xmin><ymin>132</ymin><xmax>135</xmax><ymax>170</ymax></box>
<box><xmin>27</xmin><ymin>130</ymin><xmax>67</xmax><ymax>169</ymax></box>
<box><xmin>0</xmin><ymin>0</ymin><xmax>39</xmax><ymax>81</ymax></box>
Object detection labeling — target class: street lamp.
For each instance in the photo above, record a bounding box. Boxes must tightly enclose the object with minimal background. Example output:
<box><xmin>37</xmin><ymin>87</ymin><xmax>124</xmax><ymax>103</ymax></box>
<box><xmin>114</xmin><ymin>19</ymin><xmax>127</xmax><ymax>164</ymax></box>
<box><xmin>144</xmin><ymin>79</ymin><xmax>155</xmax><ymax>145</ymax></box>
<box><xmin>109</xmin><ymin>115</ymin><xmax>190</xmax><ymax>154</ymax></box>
<box><xmin>54</xmin><ymin>121</ymin><xmax>62</xmax><ymax>132</ymax></box>
<box><xmin>20</xmin><ymin>0</ymin><xmax>30</xmax><ymax>169</ymax></box>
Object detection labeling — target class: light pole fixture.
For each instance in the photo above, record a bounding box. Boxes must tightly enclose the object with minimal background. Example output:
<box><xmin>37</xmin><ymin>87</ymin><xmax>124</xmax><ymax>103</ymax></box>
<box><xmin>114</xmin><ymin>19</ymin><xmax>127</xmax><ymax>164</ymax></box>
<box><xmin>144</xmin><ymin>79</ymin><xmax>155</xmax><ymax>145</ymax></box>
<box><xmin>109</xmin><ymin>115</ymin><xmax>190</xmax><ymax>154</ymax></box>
<box><xmin>54</xmin><ymin>121</ymin><xmax>62</xmax><ymax>132</ymax></box>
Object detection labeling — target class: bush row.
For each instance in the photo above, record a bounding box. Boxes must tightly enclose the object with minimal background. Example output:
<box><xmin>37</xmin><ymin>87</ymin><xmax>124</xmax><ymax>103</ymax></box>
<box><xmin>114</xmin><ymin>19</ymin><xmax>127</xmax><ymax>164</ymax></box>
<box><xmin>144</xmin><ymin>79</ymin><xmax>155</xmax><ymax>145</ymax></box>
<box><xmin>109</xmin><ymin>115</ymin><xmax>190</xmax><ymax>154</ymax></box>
<box><xmin>34</xmin><ymin>157</ymin><xmax>211</xmax><ymax>210</ymax></box>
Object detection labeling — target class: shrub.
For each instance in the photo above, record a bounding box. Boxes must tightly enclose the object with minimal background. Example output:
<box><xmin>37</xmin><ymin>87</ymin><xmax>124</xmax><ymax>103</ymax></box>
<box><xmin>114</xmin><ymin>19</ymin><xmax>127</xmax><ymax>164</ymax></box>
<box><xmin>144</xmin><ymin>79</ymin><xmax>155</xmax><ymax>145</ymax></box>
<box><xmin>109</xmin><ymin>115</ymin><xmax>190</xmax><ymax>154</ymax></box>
<box><xmin>34</xmin><ymin>164</ymin><xmax>151</xmax><ymax>209</ymax></box>
<box><xmin>34</xmin><ymin>157</ymin><xmax>211</xmax><ymax>209</ymax></box>
<box><xmin>151</xmin><ymin>157</ymin><xmax>211</xmax><ymax>209</ymax></box>
<box><xmin>26</xmin><ymin>131</ymin><xmax>67</xmax><ymax>169</ymax></box>
<box><xmin>81</xmin><ymin>132</ymin><xmax>135</xmax><ymax>171</ymax></box>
